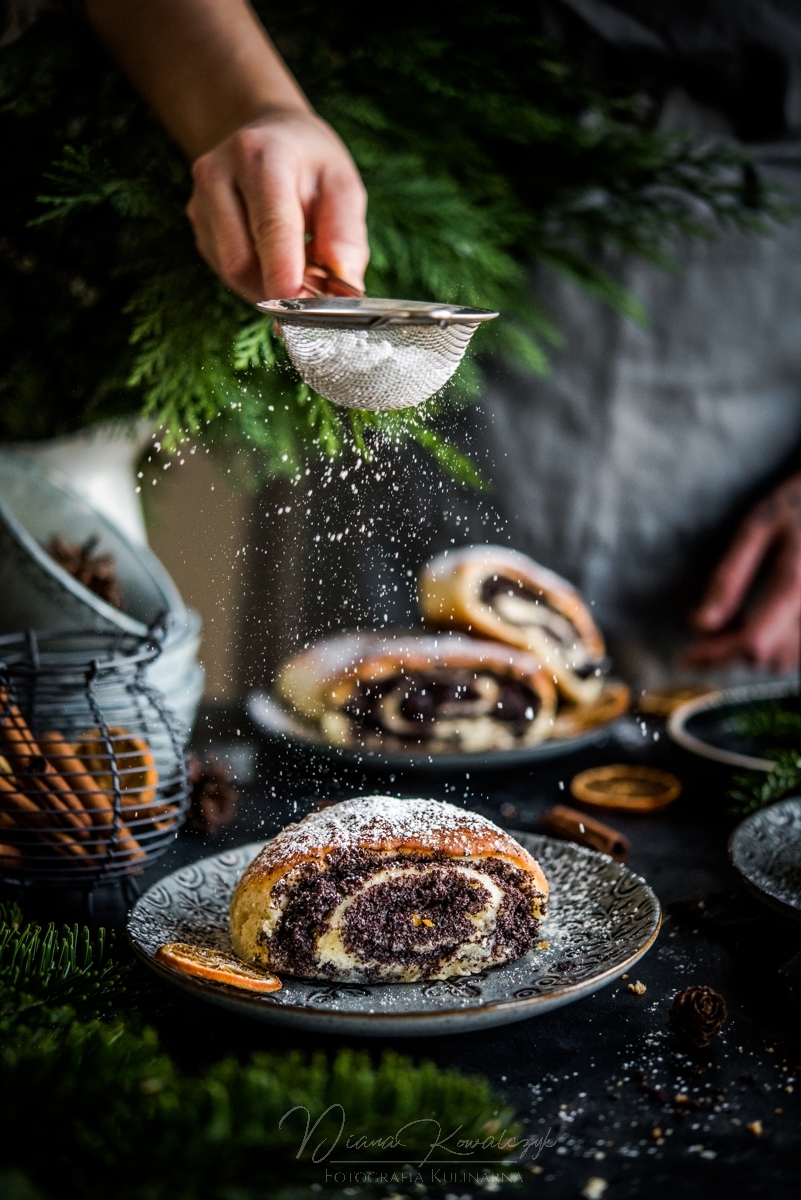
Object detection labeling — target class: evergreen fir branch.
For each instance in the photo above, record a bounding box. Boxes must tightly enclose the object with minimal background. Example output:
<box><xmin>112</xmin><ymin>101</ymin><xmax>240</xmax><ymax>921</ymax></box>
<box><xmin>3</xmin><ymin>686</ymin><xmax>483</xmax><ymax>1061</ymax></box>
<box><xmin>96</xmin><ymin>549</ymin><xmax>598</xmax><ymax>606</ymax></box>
<box><xmin>0</xmin><ymin>915</ymin><xmax>133</xmax><ymax>1027</ymax></box>
<box><xmin>0</xmin><ymin>1018</ymin><xmax>519</xmax><ymax>1198</ymax></box>
<box><xmin>0</xmin><ymin>905</ymin><xmax>521</xmax><ymax>1200</ymax></box>
<box><xmin>728</xmin><ymin>749</ymin><xmax>801</xmax><ymax>816</ymax></box>
<box><xmin>0</xmin><ymin>901</ymin><xmax>23</xmax><ymax>929</ymax></box>
<box><xmin>233</xmin><ymin>318</ymin><xmax>278</xmax><ymax>372</ymax></box>
<box><xmin>370</xmin><ymin>411</ymin><xmax>488</xmax><ymax>490</ymax></box>
<box><xmin>31</xmin><ymin>146</ymin><xmax>154</xmax><ymax>224</ymax></box>
<box><xmin>726</xmin><ymin>702</ymin><xmax>801</xmax><ymax>814</ymax></box>
<box><xmin>730</xmin><ymin>701</ymin><xmax>801</xmax><ymax>742</ymax></box>
<box><xmin>407</xmin><ymin>426</ymin><xmax>488</xmax><ymax>490</ymax></box>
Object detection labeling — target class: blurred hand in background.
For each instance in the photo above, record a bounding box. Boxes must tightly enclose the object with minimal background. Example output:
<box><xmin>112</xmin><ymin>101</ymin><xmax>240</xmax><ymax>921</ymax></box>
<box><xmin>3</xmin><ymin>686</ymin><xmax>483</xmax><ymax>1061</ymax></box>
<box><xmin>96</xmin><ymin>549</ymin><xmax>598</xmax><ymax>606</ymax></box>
<box><xmin>685</xmin><ymin>471</ymin><xmax>801</xmax><ymax>672</ymax></box>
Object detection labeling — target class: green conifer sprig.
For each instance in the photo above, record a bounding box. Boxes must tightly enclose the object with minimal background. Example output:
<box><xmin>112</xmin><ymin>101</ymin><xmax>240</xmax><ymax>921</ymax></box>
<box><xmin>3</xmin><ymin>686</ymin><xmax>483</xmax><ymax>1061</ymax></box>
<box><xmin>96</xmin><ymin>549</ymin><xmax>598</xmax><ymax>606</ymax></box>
<box><xmin>726</xmin><ymin>702</ymin><xmax>801</xmax><ymax>813</ymax></box>
<box><xmin>0</xmin><ymin>4</ymin><xmax>789</xmax><ymax>481</ymax></box>
<box><xmin>1</xmin><ymin>1022</ymin><xmax>518</xmax><ymax>1198</ymax></box>
<box><xmin>0</xmin><ymin>906</ymin><xmax>522</xmax><ymax>1200</ymax></box>
<box><xmin>0</xmin><ymin>907</ymin><xmax>132</xmax><ymax>1027</ymax></box>
<box><xmin>729</xmin><ymin>750</ymin><xmax>801</xmax><ymax>816</ymax></box>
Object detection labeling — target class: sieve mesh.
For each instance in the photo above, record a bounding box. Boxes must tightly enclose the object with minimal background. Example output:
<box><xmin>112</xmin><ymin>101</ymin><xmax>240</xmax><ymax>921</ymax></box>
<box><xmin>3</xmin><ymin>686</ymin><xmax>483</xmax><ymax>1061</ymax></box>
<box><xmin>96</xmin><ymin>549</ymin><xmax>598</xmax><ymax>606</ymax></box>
<box><xmin>281</xmin><ymin>322</ymin><xmax>479</xmax><ymax>411</ymax></box>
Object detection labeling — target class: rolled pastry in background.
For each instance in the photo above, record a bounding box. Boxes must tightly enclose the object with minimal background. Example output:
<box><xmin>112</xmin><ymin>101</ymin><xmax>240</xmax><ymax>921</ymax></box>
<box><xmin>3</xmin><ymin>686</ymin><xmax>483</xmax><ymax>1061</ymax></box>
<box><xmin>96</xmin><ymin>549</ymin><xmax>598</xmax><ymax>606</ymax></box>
<box><xmin>230</xmin><ymin>795</ymin><xmax>549</xmax><ymax>983</ymax></box>
<box><xmin>418</xmin><ymin>545</ymin><xmax>607</xmax><ymax>704</ymax></box>
<box><xmin>276</xmin><ymin>631</ymin><xmax>557</xmax><ymax>753</ymax></box>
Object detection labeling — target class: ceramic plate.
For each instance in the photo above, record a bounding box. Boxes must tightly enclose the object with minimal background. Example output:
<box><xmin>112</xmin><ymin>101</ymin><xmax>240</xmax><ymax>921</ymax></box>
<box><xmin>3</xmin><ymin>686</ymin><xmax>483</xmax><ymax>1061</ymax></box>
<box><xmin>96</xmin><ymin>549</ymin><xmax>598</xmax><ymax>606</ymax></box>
<box><xmin>127</xmin><ymin>832</ymin><xmax>661</xmax><ymax>1036</ymax></box>
<box><xmin>729</xmin><ymin>798</ymin><xmax>801</xmax><ymax>923</ymax></box>
<box><xmin>668</xmin><ymin>681</ymin><xmax>796</xmax><ymax>771</ymax></box>
<box><xmin>246</xmin><ymin>690</ymin><xmax>616</xmax><ymax>773</ymax></box>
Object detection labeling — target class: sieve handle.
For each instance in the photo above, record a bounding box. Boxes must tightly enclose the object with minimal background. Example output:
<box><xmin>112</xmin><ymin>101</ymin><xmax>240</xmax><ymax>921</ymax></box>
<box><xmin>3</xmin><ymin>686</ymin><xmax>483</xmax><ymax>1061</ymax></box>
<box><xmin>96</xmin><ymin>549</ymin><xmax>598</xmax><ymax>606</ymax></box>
<box><xmin>302</xmin><ymin>262</ymin><xmax>364</xmax><ymax>299</ymax></box>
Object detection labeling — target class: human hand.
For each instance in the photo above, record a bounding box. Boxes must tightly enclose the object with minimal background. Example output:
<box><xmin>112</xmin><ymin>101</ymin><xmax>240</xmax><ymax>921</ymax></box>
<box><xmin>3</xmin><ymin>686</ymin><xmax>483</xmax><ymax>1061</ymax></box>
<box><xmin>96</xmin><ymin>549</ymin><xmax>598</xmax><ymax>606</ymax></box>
<box><xmin>187</xmin><ymin>108</ymin><xmax>368</xmax><ymax>303</ymax></box>
<box><xmin>683</xmin><ymin>472</ymin><xmax>801</xmax><ymax>672</ymax></box>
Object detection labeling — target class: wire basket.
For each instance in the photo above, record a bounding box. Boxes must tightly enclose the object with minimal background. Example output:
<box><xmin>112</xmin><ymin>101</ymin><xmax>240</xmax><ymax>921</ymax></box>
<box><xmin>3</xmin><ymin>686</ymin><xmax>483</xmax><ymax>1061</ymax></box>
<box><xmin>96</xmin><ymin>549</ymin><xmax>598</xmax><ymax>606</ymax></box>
<box><xmin>0</xmin><ymin>630</ymin><xmax>189</xmax><ymax>886</ymax></box>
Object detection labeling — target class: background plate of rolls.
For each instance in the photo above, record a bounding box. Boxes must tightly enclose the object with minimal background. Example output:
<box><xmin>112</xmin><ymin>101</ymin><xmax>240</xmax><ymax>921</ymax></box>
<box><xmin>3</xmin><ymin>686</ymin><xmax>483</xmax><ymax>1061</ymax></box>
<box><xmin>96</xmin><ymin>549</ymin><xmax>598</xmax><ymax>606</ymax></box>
<box><xmin>127</xmin><ymin>827</ymin><xmax>661</xmax><ymax>1037</ymax></box>
<box><xmin>248</xmin><ymin>545</ymin><xmax>630</xmax><ymax>770</ymax></box>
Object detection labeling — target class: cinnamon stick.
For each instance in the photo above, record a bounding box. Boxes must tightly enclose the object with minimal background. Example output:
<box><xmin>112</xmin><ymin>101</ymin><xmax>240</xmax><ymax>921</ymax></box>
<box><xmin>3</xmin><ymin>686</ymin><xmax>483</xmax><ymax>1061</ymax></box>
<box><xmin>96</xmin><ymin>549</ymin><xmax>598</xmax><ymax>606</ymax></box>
<box><xmin>0</xmin><ymin>694</ymin><xmax>38</xmax><ymax>761</ymax></box>
<box><xmin>0</xmin><ymin>773</ymin><xmax>85</xmax><ymax>857</ymax></box>
<box><xmin>0</xmin><ymin>694</ymin><xmax>144</xmax><ymax>863</ymax></box>
<box><xmin>0</xmin><ymin>693</ymin><xmax>90</xmax><ymax>834</ymax></box>
<box><xmin>14</xmin><ymin>756</ymin><xmax>91</xmax><ymax>838</ymax></box>
<box><xmin>39</xmin><ymin>732</ymin><xmax>114</xmax><ymax>821</ymax></box>
<box><xmin>39</xmin><ymin>733</ymin><xmax>144</xmax><ymax>862</ymax></box>
<box><xmin>539</xmin><ymin>804</ymin><xmax>630</xmax><ymax>862</ymax></box>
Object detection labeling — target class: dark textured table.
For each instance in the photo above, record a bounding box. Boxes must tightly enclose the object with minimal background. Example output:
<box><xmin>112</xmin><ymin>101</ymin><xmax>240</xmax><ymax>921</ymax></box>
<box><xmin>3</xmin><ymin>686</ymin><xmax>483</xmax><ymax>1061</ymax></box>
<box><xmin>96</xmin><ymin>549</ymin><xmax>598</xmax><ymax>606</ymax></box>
<box><xmin>30</xmin><ymin>703</ymin><xmax>801</xmax><ymax>1199</ymax></box>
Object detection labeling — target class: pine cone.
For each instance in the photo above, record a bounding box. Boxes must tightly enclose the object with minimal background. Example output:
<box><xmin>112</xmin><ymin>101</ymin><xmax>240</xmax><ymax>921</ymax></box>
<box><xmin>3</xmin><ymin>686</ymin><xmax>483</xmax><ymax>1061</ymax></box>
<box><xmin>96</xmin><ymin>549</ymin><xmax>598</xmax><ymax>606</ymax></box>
<box><xmin>669</xmin><ymin>985</ymin><xmax>727</xmax><ymax>1049</ymax></box>
<box><xmin>187</xmin><ymin>756</ymin><xmax>239</xmax><ymax>834</ymax></box>
<box><xmin>48</xmin><ymin>534</ymin><xmax>123</xmax><ymax>609</ymax></box>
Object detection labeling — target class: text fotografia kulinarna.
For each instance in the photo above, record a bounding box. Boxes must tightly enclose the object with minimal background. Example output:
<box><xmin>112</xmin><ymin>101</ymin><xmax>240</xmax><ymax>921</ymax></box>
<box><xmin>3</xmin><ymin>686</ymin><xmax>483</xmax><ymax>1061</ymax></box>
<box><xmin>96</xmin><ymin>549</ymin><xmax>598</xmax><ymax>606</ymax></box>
<box><xmin>324</xmin><ymin>1169</ymin><xmax>525</xmax><ymax>1187</ymax></box>
<box><xmin>280</xmin><ymin>1105</ymin><xmax>555</xmax><ymax>1167</ymax></box>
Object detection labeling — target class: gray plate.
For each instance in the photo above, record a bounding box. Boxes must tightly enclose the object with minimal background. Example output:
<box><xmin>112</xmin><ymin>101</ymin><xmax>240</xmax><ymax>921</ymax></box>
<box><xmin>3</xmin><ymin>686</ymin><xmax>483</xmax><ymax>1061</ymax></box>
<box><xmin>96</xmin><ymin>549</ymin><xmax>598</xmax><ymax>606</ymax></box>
<box><xmin>667</xmin><ymin>680</ymin><xmax>795</xmax><ymax>771</ymax></box>
<box><xmin>127</xmin><ymin>832</ymin><xmax>661</xmax><ymax>1036</ymax></box>
<box><xmin>246</xmin><ymin>690</ymin><xmax>615</xmax><ymax>773</ymax></box>
<box><xmin>729</xmin><ymin>798</ymin><xmax>801</xmax><ymax>923</ymax></box>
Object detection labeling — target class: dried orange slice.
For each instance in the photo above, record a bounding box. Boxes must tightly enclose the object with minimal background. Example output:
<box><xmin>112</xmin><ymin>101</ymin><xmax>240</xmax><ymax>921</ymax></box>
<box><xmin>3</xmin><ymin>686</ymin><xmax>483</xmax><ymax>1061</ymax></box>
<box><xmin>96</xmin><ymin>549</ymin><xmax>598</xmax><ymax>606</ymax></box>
<box><xmin>551</xmin><ymin>681</ymin><xmax>630</xmax><ymax>738</ymax></box>
<box><xmin>636</xmin><ymin>686</ymin><xmax>714</xmax><ymax>718</ymax></box>
<box><xmin>570</xmin><ymin>764</ymin><xmax>682</xmax><ymax>813</ymax></box>
<box><xmin>74</xmin><ymin>726</ymin><xmax>159</xmax><ymax>816</ymax></box>
<box><xmin>155</xmin><ymin>942</ymin><xmax>282</xmax><ymax>992</ymax></box>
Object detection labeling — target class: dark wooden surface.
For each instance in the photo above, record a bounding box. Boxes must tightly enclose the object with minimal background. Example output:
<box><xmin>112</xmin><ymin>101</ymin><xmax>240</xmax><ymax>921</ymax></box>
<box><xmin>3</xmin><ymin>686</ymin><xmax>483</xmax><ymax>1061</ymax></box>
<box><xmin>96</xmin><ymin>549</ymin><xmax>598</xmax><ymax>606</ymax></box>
<box><xmin>18</xmin><ymin>703</ymin><xmax>801</xmax><ymax>1198</ymax></box>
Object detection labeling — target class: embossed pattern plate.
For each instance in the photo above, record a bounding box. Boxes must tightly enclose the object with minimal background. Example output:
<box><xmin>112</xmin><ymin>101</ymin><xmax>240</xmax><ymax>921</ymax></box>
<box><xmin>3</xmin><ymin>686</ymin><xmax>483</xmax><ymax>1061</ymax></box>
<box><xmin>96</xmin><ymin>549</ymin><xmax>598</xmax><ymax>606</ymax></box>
<box><xmin>247</xmin><ymin>690</ymin><xmax>615</xmax><ymax>773</ymax></box>
<box><xmin>729</xmin><ymin>798</ymin><xmax>801</xmax><ymax>923</ymax></box>
<box><xmin>127</xmin><ymin>833</ymin><xmax>661</xmax><ymax>1035</ymax></box>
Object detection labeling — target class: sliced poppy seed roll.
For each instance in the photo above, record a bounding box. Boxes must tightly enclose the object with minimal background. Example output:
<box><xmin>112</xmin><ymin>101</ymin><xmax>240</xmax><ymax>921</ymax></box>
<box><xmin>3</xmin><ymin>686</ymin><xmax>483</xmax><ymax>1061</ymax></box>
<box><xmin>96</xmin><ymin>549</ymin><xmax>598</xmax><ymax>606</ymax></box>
<box><xmin>230</xmin><ymin>796</ymin><xmax>548</xmax><ymax>983</ymax></box>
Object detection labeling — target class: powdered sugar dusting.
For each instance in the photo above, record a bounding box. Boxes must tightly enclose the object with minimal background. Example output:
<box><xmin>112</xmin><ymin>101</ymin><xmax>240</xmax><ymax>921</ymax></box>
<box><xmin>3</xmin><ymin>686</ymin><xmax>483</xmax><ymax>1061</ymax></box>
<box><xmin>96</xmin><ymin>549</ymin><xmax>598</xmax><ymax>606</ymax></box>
<box><xmin>247</xmin><ymin>795</ymin><xmax>519</xmax><ymax>875</ymax></box>
<box><xmin>281</xmin><ymin>324</ymin><xmax>476</xmax><ymax>411</ymax></box>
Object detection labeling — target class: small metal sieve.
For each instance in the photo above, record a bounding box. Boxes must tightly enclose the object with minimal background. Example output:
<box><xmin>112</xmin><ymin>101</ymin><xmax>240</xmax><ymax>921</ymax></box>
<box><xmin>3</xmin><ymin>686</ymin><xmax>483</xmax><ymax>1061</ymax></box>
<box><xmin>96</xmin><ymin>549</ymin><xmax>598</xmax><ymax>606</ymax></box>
<box><xmin>257</xmin><ymin>295</ymin><xmax>498</xmax><ymax>412</ymax></box>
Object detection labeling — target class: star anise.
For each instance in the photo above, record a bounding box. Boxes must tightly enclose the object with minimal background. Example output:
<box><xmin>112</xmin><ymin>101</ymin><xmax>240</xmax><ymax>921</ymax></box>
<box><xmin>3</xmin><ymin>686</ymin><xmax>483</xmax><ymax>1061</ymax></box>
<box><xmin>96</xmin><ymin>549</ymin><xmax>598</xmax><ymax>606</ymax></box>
<box><xmin>669</xmin><ymin>984</ymin><xmax>728</xmax><ymax>1049</ymax></box>
<box><xmin>48</xmin><ymin>534</ymin><xmax>123</xmax><ymax>609</ymax></box>
<box><xmin>186</xmin><ymin>756</ymin><xmax>239</xmax><ymax>833</ymax></box>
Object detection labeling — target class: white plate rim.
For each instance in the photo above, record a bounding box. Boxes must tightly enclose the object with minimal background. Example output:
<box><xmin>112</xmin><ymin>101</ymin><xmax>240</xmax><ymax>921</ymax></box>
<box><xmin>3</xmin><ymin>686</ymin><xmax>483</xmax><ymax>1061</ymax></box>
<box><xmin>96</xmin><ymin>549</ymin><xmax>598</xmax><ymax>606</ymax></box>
<box><xmin>668</xmin><ymin>680</ymin><xmax>796</xmax><ymax>771</ymax></box>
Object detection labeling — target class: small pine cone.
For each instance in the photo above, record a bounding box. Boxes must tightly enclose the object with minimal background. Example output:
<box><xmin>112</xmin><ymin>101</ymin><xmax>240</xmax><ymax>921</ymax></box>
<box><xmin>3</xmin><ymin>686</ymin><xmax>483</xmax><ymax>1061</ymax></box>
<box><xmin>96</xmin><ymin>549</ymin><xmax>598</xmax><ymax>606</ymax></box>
<box><xmin>48</xmin><ymin>534</ymin><xmax>123</xmax><ymax>609</ymax></box>
<box><xmin>187</xmin><ymin>756</ymin><xmax>239</xmax><ymax>834</ymax></box>
<box><xmin>669</xmin><ymin>985</ymin><xmax>727</xmax><ymax>1049</ymax></box>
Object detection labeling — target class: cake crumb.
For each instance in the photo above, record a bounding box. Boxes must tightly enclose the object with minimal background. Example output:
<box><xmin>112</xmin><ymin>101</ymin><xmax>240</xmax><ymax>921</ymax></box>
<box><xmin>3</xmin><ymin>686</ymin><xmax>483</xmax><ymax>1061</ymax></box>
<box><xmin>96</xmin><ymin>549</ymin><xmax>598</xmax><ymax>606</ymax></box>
<box><xmin>746</xmin><ymin>1120</ymin><xmax>763</xmax><ymax>1136</ymax></box>
<box><xmin>628</xmin><ymin>980</ymin><xmax>647</xmax><ymax>995</ymax></box>
<box><xmin>581</xmin><ymin>1179</ymin><xmax>608</xmax><ymax>1200</ymax></box>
